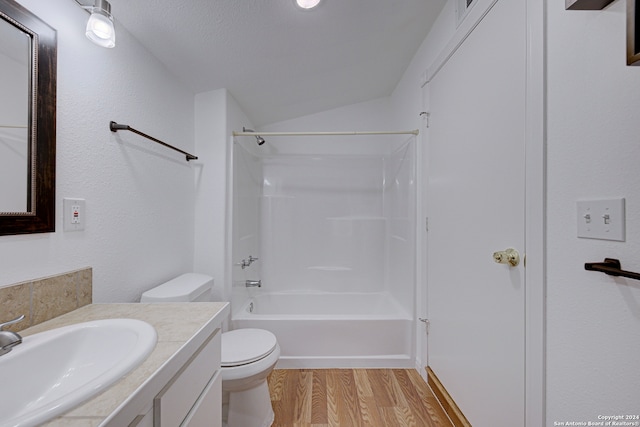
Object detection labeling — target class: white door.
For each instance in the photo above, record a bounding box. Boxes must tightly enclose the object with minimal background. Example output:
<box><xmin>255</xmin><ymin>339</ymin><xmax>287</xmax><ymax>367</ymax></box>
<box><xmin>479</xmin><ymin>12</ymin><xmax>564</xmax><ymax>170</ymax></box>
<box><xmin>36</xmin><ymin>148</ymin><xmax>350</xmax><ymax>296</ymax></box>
<box><xmin>426</xmin><ymin>0</ymin><xmax>526</xmax><ymax>425</ymax></box>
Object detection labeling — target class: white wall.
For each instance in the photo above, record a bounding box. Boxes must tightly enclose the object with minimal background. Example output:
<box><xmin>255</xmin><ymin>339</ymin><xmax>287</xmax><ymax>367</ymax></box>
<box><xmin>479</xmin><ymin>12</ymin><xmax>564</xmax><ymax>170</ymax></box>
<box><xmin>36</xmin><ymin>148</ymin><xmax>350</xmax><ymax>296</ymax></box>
<box><xmin>390</xmin><ymin>0</ymin><xmax>456</xmax><ymax>130</ymax></box>
<box><xmin>194</xmin><ymin>89</ymin><xmax>227</xmax><ymax>294</ymax></box>
<box><xmin>0</xmin><ymin>0</ymin><xmax>195</xmax><ymax>302</ymax></box>
<box><xmin>390</xmin><ymin>0</ymin><xmax>640</xmax><ymax>421</ymax></box>
<box><xmin>259</xmin><ymin>97</ymin><xmax>398</xmax><ymax>156</ymax></box>
<box><xmin>388</xmin><ymin>0</ymin><xmax>458</xmax><ymax>380</ymax></box>
<box><xmin>195</xmin><ymin>88</ymin><xmax>253</xmax><ymax>307</ymax></box>
<box><xmin>7</xmin><ymin>0</ymin><xmax>637</xmax><ymax>418</ymax></box>
<box><xmin>546</xmin><ymin>0</ymin><xmax>640</xmax><ymax>420</ymax></box>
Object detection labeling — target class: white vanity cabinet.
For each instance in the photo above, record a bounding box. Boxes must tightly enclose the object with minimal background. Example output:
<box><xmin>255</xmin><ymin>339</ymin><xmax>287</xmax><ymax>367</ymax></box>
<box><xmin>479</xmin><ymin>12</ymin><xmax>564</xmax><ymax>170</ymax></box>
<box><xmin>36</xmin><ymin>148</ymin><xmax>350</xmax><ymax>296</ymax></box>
<box><xmin>180</xmin><ymin>370</ymin><xmax>222</xmax><ymax>426</ymax></box>
<box><xmin>128</xmin><ymin>329</ymin><xmax>223</xmax><ymax>427</ymax></box>
<box><xmin>128</xmin><ymin>408</ymin><xmax>153</xmax><ymax>427</ymax></box>
<box><xmin>30</xmin><ymin>303</ymin><xmax>229</xmax><ymax>427</ymax></box>
<box><xmin>154</xmin><ymin>329</ymin><xmax>222</xmax><ymax>427</ymax></box>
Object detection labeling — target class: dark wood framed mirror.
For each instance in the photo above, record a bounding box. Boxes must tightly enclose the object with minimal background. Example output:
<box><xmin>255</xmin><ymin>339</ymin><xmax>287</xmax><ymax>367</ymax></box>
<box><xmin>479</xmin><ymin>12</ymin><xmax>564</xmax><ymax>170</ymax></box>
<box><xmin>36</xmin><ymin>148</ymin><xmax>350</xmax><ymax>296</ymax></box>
<box><xmin>628</xmin><ymin>0</ymin><xmax>640</xmax><ymax>65</ymax></box>
<box><xmin>0</xmin><ymin>0</ymin><xmax>56</xmax><ymax>235</ymax></box>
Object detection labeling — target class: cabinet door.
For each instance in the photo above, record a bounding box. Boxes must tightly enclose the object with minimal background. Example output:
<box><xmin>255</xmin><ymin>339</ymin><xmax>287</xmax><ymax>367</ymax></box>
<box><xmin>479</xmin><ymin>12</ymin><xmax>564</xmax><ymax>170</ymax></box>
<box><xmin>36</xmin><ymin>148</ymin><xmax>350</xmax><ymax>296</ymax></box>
<box><xmin>181</xmin><ymin>370</ymin><xmax>222</xmax><ymax>427</ymax></box>
<box><xmin>128</xmin><ymin>408</ymin><xmax>153</xmax><ymax>427</ymax></box>
<box><xmin>155</xmin><ymin>330</ymin><xmax>221</xmax><ymax>426</ymax></box>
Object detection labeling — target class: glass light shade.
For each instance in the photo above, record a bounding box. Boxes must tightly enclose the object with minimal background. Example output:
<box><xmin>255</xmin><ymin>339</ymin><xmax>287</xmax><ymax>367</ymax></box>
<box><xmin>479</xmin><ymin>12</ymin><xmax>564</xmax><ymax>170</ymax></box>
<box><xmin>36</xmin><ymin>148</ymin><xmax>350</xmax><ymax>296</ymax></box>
<box><xmin>296</xmin><ymin>0</ymin><xmax>321</xmax><ymax>9</ymax></box>
<box><xmin>86</xmin><ymin>10</ymin><xmax>115</xmax><ymax>48</ymax></box>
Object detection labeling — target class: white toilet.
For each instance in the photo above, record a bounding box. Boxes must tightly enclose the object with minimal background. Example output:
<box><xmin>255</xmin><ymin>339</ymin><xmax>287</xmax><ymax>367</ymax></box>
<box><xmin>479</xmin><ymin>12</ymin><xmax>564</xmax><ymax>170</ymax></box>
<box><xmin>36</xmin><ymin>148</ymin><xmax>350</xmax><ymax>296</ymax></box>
<box><xmin>140</xmin><ymin>273</ymin><xmax>280</xmax><ymax>427</ymax></box>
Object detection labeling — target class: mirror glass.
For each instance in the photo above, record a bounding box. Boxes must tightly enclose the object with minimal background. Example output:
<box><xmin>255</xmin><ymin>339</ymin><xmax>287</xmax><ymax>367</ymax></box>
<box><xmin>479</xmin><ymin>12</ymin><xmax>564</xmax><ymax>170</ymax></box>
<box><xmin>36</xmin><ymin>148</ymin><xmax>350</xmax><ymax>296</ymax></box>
<box><xmin>0</xmin><ymin>16</ymin><xmax>32</xmax><ymax>212</ymax></box>
<box><xmin>0</xmin><ymin>0</ymin><xmax>56</xmax><ymax>236</ymax></box>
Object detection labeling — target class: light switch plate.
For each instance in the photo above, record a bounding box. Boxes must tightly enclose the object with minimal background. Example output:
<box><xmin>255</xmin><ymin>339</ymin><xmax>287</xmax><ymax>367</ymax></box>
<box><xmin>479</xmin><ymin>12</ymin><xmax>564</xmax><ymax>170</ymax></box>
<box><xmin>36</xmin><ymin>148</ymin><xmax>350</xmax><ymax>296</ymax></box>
<box><xmin>577</xmin><ymin>198</ymin><xmax>625</xmax><ymax>241</ymax></box>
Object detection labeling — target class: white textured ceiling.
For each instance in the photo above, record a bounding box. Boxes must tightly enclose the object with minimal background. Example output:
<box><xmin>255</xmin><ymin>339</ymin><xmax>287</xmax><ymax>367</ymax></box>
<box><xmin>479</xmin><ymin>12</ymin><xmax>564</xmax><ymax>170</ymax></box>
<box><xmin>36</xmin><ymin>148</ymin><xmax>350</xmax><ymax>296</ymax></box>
<box><xmin>108</xmin><ymin>0</ymin><xmax>446</xmax><ymax>126</ymax></box>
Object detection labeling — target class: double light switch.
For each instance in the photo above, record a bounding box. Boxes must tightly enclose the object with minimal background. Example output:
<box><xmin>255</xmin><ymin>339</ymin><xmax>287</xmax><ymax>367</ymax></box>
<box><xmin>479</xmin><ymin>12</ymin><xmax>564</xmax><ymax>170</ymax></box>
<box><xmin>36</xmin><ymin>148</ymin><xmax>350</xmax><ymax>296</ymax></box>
<box><xmin>576</xmin><ymin>198</ymin><xmax>625</xmax><ymax>241</ymax></box>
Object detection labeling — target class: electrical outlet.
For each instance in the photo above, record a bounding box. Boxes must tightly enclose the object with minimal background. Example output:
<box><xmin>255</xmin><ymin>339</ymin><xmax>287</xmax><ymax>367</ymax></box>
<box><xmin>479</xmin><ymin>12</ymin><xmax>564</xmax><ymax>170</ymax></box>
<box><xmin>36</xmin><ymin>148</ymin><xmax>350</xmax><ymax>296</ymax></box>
<box><xmin>63</xmin><ymin>198</ymin><xmax>86</xmax><ymax>231</ymax></box>
<box><xmin>577</xmin><ymin>198</ymin><xmax>625</xmax><ymax>241</ymax></box>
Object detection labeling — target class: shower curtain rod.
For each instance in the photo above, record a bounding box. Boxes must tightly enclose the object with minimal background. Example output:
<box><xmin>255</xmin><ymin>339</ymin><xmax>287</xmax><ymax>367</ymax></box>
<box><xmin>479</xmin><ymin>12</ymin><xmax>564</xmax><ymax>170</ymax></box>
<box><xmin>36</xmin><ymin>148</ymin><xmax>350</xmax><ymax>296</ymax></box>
<box><xmin>232</xmin><ymin>129</ymin><xmax>419</xmax><ymax>137</ymax></box>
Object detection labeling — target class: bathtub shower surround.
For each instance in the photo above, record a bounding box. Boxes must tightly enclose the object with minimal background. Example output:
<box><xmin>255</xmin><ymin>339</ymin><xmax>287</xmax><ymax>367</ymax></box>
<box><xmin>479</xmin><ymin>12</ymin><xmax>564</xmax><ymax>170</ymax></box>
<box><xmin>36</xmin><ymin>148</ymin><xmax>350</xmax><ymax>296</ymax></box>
<box><xmin>232</xmin><ymin>292</ymin><xmax>412</xmax><ymax>368</ymax></box>
<box><xmin>231</xmin><ymin>135</ymin><xmax>416</xmax><ymax>368</ymax></box>
<box><xmin>261</xmin><ymin>154</ymin><xmax>387</xmax><ymax>293</ymax></box>
<box><xmin>0</xmin><ymin>268</ymin><xmax>92</xmax><ymax>332</ymax></box>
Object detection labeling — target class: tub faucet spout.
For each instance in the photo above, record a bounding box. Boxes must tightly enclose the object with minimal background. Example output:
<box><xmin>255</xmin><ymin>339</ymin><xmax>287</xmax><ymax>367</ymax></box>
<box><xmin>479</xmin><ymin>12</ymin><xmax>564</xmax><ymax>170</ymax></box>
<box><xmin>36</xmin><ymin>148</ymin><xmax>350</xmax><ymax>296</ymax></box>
<box><xmin>245</xmin><ymin>280</ymin><xmax>262</xmax><ymax>288</ymax></box>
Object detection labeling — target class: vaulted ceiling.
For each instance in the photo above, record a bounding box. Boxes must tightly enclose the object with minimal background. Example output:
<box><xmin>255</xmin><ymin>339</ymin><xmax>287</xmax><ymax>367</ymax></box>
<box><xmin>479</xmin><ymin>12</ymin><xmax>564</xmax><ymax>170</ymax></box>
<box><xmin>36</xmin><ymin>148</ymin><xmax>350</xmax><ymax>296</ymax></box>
<box><xmin>109</xmin><ymin>0</ymin><xmax>446</xmax><ymax>126</ymax></box>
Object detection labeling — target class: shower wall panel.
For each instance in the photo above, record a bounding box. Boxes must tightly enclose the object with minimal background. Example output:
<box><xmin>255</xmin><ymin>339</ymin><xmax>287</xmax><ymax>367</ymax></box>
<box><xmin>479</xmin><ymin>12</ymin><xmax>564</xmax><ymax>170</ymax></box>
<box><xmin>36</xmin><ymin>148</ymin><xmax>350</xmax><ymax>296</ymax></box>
<box><xmin>383</xmin><ymin>141</ymin><xmax>416</xmax><ymax>312</ymax></box>
<box><xmin>231</xmin><ymin>144</ymin><xmax>263</xmax><ymax>314</ymax></box>
<box><xmin>260</xmin><ymin>156</ymin><xmax>386</xmax><ymax>293</ymax></box>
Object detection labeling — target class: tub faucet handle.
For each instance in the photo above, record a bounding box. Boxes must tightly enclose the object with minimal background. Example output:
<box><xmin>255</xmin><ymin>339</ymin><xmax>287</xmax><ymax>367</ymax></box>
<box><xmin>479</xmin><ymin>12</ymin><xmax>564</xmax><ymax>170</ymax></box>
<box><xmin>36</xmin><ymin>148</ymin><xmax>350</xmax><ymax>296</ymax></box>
<box><xmin>237</xmin><ymin>255</ymin><xmax>259</xmax><ymax>269</ymax></box>
<box><xmin>245</xmin><ymin>280</ymin><xmax>262</xmax><ymax>288</ymax></box>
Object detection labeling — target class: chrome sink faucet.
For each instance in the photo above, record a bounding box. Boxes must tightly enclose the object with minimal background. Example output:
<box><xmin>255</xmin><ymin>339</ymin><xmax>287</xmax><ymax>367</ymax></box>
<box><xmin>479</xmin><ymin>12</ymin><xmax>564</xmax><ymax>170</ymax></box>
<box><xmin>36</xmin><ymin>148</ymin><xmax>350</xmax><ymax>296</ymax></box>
<box><xmin>0</xmin><ymin>315</ymin><xmax>25</xmax><ymax>356</ymax></box>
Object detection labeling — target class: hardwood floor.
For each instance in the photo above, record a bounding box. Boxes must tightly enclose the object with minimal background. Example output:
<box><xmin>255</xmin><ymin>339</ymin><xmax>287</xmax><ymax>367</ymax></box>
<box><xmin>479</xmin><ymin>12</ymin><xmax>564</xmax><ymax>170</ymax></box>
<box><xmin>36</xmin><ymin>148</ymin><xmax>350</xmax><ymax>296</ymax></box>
<box><xmin>268</xmin><ymin>369</ymin><xmax>453</xmax><ymax>427</ymax></box>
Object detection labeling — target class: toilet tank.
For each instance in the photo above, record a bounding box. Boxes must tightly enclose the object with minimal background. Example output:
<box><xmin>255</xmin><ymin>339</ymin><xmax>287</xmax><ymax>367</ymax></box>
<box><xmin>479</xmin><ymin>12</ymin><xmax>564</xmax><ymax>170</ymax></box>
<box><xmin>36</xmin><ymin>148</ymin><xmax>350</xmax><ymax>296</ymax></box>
<box><xmin>140</xmin><ymin>273</ymin><xmax>213</xmax><ymax>303</ymax></box>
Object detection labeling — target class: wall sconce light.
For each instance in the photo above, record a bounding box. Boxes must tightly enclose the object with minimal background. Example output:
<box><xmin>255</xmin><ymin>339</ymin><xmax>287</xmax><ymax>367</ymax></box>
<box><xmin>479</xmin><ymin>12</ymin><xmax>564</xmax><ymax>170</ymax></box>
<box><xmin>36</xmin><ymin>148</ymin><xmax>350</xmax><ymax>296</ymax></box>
<box><xmin>77</xmin><ymin>0</ymin><xmax>116</xmax><ymax>48</ymax></box>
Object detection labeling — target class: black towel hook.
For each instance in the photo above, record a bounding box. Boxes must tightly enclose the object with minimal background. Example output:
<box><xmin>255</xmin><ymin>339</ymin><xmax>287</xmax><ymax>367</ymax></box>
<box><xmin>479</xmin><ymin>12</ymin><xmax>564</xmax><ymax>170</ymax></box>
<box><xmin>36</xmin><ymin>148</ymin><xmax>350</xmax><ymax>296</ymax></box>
<box><xmin>584</xmin><ymin>258</ymin><xmax>640</xmax><ymax>281</ymax></box>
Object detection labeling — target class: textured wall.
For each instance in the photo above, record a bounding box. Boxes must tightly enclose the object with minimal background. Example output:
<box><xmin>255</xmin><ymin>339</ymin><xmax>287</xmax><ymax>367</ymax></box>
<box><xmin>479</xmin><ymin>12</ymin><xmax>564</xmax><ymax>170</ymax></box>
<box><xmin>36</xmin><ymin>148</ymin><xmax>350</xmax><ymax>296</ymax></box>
<box><xmin>391</xmin><ymin>0</ymin><xmax>640</xmax><ymax>420</ymax></box>
<box><xmin>194</xmin><ymin>89</ymin><xmax>254</xmax><ymax>310</ymax></box>
<box><xmin>0</xmin><ymin>1</ymin><xmax>195</xmax><ymax>302</ymax></box>
<box><xmin>546</xmin><ymin>0</ymin><xmax>640</xmax><ymax>420</ymax></box>
<box><xmin>389</xmin><ymin>0</ymin><xmax>457</xmax><ymax>377</ymax></box>
<box><xmin>194</xmin><ymin>89</ymin><xmax>227</xmax><ymax>294</ymax></box>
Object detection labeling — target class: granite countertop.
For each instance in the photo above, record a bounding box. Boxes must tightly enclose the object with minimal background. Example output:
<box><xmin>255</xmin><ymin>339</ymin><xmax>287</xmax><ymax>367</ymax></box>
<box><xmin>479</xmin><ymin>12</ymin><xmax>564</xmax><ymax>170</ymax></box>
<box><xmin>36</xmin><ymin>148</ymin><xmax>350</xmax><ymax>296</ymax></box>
<box><xmin>20</xmin><ymin>302</ymin><xmax>229</xmax><ymax>427</ymax></box>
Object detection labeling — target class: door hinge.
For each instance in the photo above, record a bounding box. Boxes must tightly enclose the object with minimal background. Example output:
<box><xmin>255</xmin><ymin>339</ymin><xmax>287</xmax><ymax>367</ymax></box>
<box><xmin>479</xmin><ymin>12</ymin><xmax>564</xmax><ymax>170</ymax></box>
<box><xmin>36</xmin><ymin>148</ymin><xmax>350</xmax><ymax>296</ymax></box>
<box><xmin>419</xmin><ymin>111</ymin><xmax>430</xmax><ymax>128</ymax></box>
<box><xmin>419</xmin><ymin>317</ymin><xmax>430</xmax><ymax>334</ymax></box>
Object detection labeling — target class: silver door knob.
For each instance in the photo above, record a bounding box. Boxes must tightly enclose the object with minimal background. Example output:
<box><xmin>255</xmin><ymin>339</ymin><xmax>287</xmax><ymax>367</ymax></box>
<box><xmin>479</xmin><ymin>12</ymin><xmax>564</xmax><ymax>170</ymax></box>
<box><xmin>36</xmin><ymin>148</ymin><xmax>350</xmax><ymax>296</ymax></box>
<box><xmin>493</xmin><ymin>248</ymin><xmax>520</xmax><ymax>267</ymax></box>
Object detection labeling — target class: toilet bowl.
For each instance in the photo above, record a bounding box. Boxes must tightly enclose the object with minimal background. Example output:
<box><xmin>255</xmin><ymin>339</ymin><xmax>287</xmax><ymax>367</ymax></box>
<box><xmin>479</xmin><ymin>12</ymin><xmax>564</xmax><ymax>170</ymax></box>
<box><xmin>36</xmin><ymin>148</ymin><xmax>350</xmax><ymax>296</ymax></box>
<box><xmin>140</xmin><ymin>273</ymin><xmax>279</xmax><ymax>427</ymax></box>
<box><xmin>221</xmin><ymin>329</ymin><xmax>280</xmax><ymax>427</ymax></box>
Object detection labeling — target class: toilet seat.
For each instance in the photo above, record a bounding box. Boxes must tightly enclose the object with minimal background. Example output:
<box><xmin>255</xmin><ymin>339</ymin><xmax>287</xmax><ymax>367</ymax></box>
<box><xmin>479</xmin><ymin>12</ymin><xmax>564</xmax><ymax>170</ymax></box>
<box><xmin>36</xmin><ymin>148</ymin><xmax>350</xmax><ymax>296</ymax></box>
<box><xmin>222</xmin><ymin>329</ymin><xmax>277</xmax><ymax>367</ymax></box>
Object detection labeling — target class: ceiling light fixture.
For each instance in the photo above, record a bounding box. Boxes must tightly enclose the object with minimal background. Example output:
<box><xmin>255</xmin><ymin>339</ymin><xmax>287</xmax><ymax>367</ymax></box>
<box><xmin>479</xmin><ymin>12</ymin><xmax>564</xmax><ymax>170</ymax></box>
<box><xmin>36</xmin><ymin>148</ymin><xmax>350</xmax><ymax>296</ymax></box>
<box><xmin>295</xmin><ymin>0</ymin><xmax>322</xmax><ymax>10</ymax></box>
<box><xmin>84</xmin><ymin>0</ymin><xmax>116</xmax><ymax>48</ymax></box>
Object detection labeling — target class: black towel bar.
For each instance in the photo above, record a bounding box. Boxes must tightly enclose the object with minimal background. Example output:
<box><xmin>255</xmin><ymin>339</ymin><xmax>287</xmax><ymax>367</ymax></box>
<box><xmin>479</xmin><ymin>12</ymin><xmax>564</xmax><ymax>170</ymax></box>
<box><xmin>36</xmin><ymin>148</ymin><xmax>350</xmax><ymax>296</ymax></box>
<box><xmin>584</xmin><ymin>258</ymin><xmax>640</xmax><ymax>281</ymax></box>
<box><xmin>110</xmin><ymin>121</ymin><xmax>198</xmax><ymax>162</ymax></box>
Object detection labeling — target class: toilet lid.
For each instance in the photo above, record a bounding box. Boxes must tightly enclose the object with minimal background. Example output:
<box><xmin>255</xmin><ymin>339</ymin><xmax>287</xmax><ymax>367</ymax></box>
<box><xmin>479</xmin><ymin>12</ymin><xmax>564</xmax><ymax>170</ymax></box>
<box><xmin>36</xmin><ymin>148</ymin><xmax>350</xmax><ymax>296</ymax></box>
<box><xmin>140</xmin><ymin>273</ymin><xmax>213</xmax><ymax>302</ymax></box>
<box><xmin>221</xmin><ymin>329</ymin><xmax>277</xmax><ymax>367</ymax></box>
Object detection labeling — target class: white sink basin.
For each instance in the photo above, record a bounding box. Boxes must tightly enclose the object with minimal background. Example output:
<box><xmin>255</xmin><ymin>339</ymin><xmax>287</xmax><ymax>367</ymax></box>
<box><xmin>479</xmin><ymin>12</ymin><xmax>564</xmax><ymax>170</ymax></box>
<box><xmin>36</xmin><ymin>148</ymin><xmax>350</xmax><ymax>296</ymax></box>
<box><xmin>0</xmin><ymin>318</ymin><xmax>157</xmax><ymax>427</ymax></box>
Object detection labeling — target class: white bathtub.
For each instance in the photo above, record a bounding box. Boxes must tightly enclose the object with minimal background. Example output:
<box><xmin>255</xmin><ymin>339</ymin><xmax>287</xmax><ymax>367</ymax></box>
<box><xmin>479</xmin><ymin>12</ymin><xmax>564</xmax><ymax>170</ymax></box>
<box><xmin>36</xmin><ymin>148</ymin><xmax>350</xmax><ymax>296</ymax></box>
<box><xmin>231</xmin><ymin>291</ymin><xmax>414</xmax><ymax>369</ymax></box>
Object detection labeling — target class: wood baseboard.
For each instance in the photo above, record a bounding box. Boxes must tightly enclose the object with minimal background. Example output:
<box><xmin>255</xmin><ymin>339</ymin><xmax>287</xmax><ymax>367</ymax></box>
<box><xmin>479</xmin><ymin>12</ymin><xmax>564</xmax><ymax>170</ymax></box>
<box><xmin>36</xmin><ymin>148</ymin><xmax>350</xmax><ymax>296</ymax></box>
<box><xmin>427</xmin><ymin>366</ymin><xmax>472</xmax><ymax>427</ymax></box>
